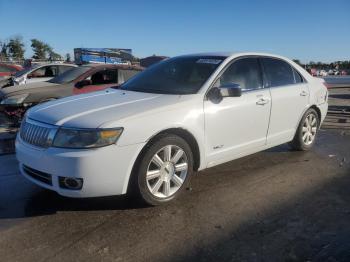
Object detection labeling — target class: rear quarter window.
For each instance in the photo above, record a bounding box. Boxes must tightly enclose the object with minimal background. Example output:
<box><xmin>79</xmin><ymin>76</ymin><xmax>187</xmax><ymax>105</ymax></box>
<box><xmin>292</xmin><ymin>67</ymin><xmax>304</xmax><ymax>83</ymax></box>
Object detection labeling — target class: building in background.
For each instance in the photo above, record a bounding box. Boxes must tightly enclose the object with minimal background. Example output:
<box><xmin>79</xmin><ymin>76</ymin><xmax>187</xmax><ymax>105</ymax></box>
<box><xmin>74</xmin><ymin>48</ymin><xmax>133</xmax><ymax>65</ymax></box>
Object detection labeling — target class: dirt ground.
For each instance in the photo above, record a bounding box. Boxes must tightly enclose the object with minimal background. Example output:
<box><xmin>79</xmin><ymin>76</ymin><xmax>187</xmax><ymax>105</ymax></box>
<box><xmin>0</xmin><ymin>88</ymin><xmax>349</xmax><ymax>262</ymax></box>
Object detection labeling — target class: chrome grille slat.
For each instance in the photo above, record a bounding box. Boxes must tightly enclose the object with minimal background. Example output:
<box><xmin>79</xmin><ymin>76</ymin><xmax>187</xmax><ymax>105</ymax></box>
<box><xmin>20</xmin><ymin>119</ymin><xmax>54</xmax><ymax>148</ymax></box>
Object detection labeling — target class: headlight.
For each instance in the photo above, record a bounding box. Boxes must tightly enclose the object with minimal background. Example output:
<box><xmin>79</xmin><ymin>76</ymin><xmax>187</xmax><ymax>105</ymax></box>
<box><xmin>52</xmin><ymin>128</ymin><xmax>123</xmax><ymax>149</ymax></box>
<box><xmin>0</xmin><ymin>94</ymin><xmax>28</xmax><ymax>105</ymax></box>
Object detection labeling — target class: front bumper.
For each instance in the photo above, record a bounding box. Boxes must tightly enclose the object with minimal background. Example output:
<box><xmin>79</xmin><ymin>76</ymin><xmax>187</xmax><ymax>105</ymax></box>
<box><xmin>16</xmin><ymin>136</ymin><xmax>145</xmax><ymax>197</ymax></box>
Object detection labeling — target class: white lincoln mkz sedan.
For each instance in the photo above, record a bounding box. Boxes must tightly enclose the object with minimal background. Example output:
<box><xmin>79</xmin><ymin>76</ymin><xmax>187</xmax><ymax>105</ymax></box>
<box><xmin>16</xmin><ymin>52</ymin><xmax>328</xmax><ymax>205</ymax></box>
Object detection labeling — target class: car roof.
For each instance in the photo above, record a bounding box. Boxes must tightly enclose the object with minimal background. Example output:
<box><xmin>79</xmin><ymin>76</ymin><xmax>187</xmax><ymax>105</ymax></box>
<box><xmin>180</xmin><ymin>52</ymin><xmax>293</xmax><ymax>61</ymax></box>
<box><xmin>36</xmin><ymin>63</ymin><xmax>77</xmax><ymax>67</ymax></box>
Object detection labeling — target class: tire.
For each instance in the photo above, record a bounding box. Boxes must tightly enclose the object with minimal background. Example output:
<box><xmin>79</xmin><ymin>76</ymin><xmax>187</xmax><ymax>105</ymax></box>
<box><xmin>131</xmin><ymin>134</ymin><xmax>194</xmax><ymax>206</ymax></box>
<box><xmin>289</xmin><ymin>108</ymin><xmax>319</xmax><ymax>151</ymax></box>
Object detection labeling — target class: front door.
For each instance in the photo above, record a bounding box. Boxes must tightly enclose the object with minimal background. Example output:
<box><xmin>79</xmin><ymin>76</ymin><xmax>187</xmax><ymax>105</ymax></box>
<box><xmin>204</xmin><ymin>57</ymin><xmax>271</xmax><ymax>167</ymax></box>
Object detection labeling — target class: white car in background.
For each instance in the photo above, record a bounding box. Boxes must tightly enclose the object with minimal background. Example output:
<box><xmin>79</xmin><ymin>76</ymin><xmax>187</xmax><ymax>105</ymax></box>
<box><xmin>16</xmin><ymin>52</ymin><xmax>328</xmax><ymax>205</ymax></box>
<box><xmin>10</xmin><ymin>63</ymin><xmax>77</xmax><ymax>86</ymax></box>
<box><xmin>319</xmin><ymin>70</ymin><xmax>328</xmax><ymax>77</ymax></box>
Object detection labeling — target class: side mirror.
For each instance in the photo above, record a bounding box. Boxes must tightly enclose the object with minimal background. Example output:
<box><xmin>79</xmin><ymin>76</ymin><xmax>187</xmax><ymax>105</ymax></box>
<box><xmin>207</xmin><ymin>84</ymin><xmax>242</xmax><ymax>103</ymax></box>
<box><xmin>75</xmin><ymin>79</ymin><xmax>91</xmax><ymax>89</ymax></box>
<box><xmin>27</xmin><ymin>74</ymin><xmax>33</xmax><ymax>79</ymax></box>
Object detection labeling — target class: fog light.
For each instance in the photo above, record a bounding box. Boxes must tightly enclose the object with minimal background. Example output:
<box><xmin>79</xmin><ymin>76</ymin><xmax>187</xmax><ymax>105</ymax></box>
<box><xmin>59</xmin><ymin>177</ymin><xmax>83</xmax><ymax>190</ymax></box>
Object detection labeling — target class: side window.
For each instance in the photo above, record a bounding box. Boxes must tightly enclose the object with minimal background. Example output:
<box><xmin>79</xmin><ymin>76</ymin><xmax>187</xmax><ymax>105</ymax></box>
<box><xmin>292</xmin><ymin>67</ymin><xmax>304</xmax><ymax>84</ymax></box>
<box><xmin>120</xmin><ymin>69</ymin><xmax>139</xmax><ymax>84</ymax></box>
<box><xmin>262</xmin><ymin>58</ymin><xmax>295</xmax><ymax>87</ymax></box>
<box><xmin>30</xmin><ymin>66</ymin><xmax>58</xmax><ymax>78</ymax></box>
<box><xmin>47</xmin><ymin>66</ymin><xmax>59</xmax><ymax>76</ymax></box>
<box><xmin>59</xmin><ymin>65</ymin><xmax>74</xmax><ymax>74</ymax></box>
<box><xmin>215</xmin><ymin>58</ymin><xmax>262</xmax><ymax>91</ymax></box>
<box><xmin>103</xmin><ymin>69</ymin><xmax>118</xmax><ymax>84</ymax></box>
<box><xmin>90</xmin><ymin>69</ymin><xmax>118</xmax><ymax>85</ymax></box>
<box><xmin>30</xmin><ymin>67</ymin><xmax>46</xmax><ymax>77</ymax></box>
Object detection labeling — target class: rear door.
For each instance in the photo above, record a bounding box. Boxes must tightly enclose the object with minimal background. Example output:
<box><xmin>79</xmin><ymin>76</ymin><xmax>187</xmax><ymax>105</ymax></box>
<box><xmin>261</xmin><ymin>57</ymin><xmax>309</xmax><ymax>145</ymax></box>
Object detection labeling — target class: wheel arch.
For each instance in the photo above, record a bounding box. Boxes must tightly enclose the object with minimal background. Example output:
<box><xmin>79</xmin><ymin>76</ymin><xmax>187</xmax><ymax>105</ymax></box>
<box><xmin>144</xmin><ymin>128</ymin><xmax>201</xmax><ymax>171</ymax></box>
<box><xmin>126</xmin><ymin>127</ymin><xmax>201</xmax><ymax>195</ymax></box>
<box><xmin>309</xmin><ymin>105</ymin><xmax>322</xmax><ymax>127</ymax></box>
<box><xmin>296</xmin><ymin>104</ymin><xmax>322</xmax><ymax>130</ymax></box>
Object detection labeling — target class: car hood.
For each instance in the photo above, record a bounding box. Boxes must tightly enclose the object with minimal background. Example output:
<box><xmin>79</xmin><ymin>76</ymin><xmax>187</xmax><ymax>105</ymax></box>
<box><xmin>27</xmin><ymin>89</ymin><xmax>185</xmax><ymax>128</ymax></box>
<box><xmin>0</xmin><ymin>81</ymin><xmax>58</xmax><ymax>97</ymax></box>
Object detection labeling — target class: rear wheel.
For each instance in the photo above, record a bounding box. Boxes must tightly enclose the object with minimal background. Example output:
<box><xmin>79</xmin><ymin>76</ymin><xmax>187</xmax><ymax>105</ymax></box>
<box><xmin>290</xmin><ymin>108</ymin><xmax>319</xmax><ymax>151</ymax></box>
<box><xmin>132</xmin><ymin>135</ymin><xmax>194</xmax><ymax>206</ymax></box>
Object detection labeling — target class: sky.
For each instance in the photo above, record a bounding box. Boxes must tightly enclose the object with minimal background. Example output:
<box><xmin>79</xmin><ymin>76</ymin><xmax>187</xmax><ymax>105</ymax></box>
<box><xmin>0</xmin><ymin>0</ymin><xmax>349</xmax><ymax>63</ymax></box>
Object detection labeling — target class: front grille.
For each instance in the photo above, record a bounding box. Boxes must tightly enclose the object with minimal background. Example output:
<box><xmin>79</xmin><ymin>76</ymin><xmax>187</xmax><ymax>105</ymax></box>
<box><xmin>20</xmin><ymin>120</ymin><xmax>53</xmax><ymax>148</ymax></box>
<box><xmin>23</xmin><ymin>165</ymin><xmax>52</xmax><ymax>185</ymax></box>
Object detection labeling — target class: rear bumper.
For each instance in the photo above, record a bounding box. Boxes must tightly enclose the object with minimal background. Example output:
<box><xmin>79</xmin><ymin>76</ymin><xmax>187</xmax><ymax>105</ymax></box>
<box><xmin>16</xmin><ymin>136</ymin><xmax>145</xmax><ymax>197</ymax></box>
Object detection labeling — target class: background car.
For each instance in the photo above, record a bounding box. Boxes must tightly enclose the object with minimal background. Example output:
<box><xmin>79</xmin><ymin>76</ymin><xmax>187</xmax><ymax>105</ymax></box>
<box><xmin>7</xmin><ymin>63</ymin><xmax>77</xmax><ymax>86</ymax></box>
<box><xmin>0</xmin><ymin>64</ymin><xmax>143</xmax><ymax>123</ymax></box>
<box><xmin>0</xmin><ymin>63</ymin><xmax>23</xmax><ymax>79</ymax></box>
<box><xmin>319</xmin><ymin>69</ymin><xmax>328</xmax><ymax>77</ymax></box>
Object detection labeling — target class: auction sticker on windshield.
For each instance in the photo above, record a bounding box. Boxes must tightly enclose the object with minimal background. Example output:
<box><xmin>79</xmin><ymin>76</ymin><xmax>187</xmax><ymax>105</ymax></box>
<box><xmin>196</xmin><ymin>59</ymin><xmax>222</xmax><ymax>64</ymax></box>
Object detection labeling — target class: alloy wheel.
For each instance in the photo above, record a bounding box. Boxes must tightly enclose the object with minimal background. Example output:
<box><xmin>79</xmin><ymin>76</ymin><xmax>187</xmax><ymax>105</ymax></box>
<box><xmin>146</xmin><ymin>145</ymin><xmax>188</xmax><ymax>198</ymax></box>
<box><xmin>302</xmin><ymin>113</ymin><xmax>318</xmax><ymax>145</ymax></box>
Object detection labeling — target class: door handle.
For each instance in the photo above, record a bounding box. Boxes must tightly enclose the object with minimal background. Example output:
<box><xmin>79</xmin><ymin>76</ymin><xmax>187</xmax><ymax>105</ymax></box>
<box><xmin>256</xmin><ymin>98</ymin><xmax>270</xmax><ymax>105</ymax></box>
<box><xmin>300</xmin><ymin>90</ymin><xmax>308</xmax><ymax>96</ymax></box>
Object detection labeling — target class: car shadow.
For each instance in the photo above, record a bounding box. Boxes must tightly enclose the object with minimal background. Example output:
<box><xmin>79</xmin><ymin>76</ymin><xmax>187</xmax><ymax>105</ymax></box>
<box><xmin>0</xmin><ymin>142</ymin><xmax>320</xmax><ymax>220</ymax></box>
<box><xmin>23</xmin><ymin>190</ymin><xmax>149</xmax><ymax>217</ymax></box>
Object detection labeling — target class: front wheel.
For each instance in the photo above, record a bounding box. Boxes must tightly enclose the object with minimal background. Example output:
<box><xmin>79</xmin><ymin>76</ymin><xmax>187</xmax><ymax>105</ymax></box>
<box><xmin>290</xmin><ymin>108</ymin><xmax>319</xmax><ymax>151</ymax></box>
<box><xmin>132</xmin><ymin>135</ymin><xmax>194</xmax><ymax>206</ymax></box>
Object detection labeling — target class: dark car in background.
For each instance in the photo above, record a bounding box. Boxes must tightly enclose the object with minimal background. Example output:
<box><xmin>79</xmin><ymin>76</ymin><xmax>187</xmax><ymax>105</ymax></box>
<box><xmin>0</xmin><ymin>64</ymin><xmax>143</xmax><ymax>123</ymax></box>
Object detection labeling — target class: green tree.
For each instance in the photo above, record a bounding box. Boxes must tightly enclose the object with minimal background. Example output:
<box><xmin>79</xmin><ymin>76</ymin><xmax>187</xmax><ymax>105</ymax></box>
<box><xmin>292</xmin><ymin>59</ymin><xmax>301</xmax><ymax>65</ymax></box>
<box><xmin>31</xmin><ymin>39</ymin><xmax>62</xmax><ymax>60</ymax></box>
<box><xmin>7</xmin><ymin>36</ymin><xmax>25</xmax><ymax>60</ymax></box>
<box><xmin>48</xmin><ymin>50</ymin><xmax>62</xmax><ymax>61</ymax></box>
<box><xmin>31</xmin><ymin>39</ymin><xmax>49</xmax><ymax>59</ymax></box>
<box><xmin>0</xmin><ymin>40</ymin><xmax>8</xmax><ymax>60</ymax></box>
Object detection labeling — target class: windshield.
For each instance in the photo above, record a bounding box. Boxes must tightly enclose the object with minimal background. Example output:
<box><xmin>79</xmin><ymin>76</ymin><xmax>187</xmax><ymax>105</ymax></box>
<box><xmin>119</xmin><ymin>56</ymin><xmax>225</xmax><ymax>94</ymax></box>
<box><xmin>48</xmin><ymin>66</ymin><xmax>91</xmax><ymax>84</ymax></box>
